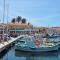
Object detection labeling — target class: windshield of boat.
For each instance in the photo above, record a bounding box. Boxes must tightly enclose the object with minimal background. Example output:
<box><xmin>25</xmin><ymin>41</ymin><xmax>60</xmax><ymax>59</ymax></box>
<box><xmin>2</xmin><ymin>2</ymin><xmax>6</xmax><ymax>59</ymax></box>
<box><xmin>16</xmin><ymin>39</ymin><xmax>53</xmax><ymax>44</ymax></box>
<box><xmin>19</xmin><ymin>40</ymin><xmax>25</xmax><ymax>43</ymax></box>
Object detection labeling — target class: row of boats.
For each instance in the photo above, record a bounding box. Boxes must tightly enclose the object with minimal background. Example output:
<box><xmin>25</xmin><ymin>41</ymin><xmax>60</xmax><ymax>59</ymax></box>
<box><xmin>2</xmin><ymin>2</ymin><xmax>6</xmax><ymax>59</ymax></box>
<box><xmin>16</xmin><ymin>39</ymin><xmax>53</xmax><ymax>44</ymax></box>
<box><xmin>15</xmin><ymin>35</ymin><xmax>60</xmax><ymax>52</ymax></box>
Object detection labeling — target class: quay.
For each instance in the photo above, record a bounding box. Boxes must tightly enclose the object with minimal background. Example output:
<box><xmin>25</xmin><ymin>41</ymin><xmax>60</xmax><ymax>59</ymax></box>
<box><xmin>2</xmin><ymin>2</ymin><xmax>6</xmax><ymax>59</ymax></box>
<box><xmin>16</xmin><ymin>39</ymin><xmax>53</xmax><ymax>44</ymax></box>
<box><xmin>0</xmin><ymin>35</ymin><xmax>25</xmax><ymax>53</ymax></box>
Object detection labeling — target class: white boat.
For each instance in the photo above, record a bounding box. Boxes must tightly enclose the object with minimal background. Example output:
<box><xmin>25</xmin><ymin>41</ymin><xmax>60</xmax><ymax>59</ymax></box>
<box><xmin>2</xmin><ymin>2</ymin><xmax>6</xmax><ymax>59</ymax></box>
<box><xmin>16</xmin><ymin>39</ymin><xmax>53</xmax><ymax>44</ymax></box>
<box><xmin>15</xmin><ymin>36</ymin><xmax>58</xmax><ymax>52</ymax></box>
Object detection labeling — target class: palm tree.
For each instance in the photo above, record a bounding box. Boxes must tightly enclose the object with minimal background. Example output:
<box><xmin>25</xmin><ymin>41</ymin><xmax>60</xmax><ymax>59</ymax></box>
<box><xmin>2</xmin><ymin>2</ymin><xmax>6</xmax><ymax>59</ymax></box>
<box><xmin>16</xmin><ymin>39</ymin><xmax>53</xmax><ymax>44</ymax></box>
<box><xmin>16</xmin><ymin>16</ymin><xmax>21</xmax><ymax>23</ymax></box>
<box><xmin>11</xmin><ymin>18</ymin><xmax>15</xmax><ymax>23</ymax></box>
<box><xmin>28</xmin><ymin>22</ymin><xmax>30</xmax><ymax>25</ymax></box>
<box><xmin>21</xmin><ymin>18</ymin><xmax>26</xmax><ymax>23</ymax></box>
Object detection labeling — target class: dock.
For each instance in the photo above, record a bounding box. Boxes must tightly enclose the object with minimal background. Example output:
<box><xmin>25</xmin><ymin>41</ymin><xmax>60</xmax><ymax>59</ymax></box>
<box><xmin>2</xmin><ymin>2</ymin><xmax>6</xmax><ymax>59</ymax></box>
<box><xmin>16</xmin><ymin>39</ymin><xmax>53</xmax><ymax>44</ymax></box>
<box><xmin>0</xmin><ymin>35</ymin><xmax>25</xmax><ymax>53</ymax></box>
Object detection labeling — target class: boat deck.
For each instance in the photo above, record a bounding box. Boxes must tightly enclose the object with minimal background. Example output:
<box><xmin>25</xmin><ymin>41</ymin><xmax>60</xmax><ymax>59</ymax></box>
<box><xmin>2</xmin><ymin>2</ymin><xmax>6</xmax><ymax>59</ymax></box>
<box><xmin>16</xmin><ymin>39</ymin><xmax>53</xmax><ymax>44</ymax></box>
<box><xmin>23</xmin><ymin>36</ymin><xmax>56</xmax><ymax>48</ymax></box>
<box><xmin>26</xmin><ymin>37</ymin><xmax>35</xmax><ymax>48</ymax></box>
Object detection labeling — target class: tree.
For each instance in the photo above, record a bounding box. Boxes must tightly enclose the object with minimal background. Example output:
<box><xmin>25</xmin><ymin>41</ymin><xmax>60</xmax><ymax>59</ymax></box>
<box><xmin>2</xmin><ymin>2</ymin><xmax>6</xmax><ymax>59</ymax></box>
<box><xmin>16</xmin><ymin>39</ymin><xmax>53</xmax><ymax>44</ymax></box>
<box><xmin>21</xmin><ymin>18</ymin><xmax>26</xmax><ymax>23</ymax></box>
<box><xmin>16</xmin><ymin>16</ymin><xmax>22</xmax><ymax>23</ymax></box>
<box><xmin>11</xmin><ymin>18</ymin><xmax>15</xmax><ymax>23</ymax></box>
<box><xmin>28</xmin><ymin>22</ymin><xmax>30</xmax><ymax>25</ymax></box>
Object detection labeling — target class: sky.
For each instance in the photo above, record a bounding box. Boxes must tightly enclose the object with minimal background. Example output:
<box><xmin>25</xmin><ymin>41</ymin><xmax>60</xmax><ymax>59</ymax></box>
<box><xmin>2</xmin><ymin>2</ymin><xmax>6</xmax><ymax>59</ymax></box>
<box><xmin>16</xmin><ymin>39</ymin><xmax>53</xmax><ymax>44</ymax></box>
<box><xmin>0</xmin><ymin>0</ymin><xmax>60</xmax><ymax>27</ymax></box>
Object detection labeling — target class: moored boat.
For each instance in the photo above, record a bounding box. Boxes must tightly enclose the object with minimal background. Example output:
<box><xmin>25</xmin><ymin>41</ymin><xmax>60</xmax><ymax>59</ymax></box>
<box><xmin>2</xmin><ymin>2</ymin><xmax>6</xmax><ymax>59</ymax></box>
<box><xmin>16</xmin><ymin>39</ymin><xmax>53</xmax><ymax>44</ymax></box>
<box><xmin>15</xmin><ymin>36</ymin><xmax>58</xmax><ymax>52</ymax></box>
<box><xmin>48</xmin><ymin>37</ymin><xmax>60</xmax><ymax>49</ymax></box>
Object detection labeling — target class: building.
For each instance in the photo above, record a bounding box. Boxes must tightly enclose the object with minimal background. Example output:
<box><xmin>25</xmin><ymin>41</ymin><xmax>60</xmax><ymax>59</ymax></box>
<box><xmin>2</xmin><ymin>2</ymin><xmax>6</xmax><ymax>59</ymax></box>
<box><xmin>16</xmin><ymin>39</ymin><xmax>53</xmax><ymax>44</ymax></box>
<box><xmin>0</xmin><ymin>23</ymin><xmax>8</xmax><ymax>40</ymax></box>
<box><xmin>8</xmin><ymin>23</ymin><xmax>33</xmax><ymax>35</ymax></box>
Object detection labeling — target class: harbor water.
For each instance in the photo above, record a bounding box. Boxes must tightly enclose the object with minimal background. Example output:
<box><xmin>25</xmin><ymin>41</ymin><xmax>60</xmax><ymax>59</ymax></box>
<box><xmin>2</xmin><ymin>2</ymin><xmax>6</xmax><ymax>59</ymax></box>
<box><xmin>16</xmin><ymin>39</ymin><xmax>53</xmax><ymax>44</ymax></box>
<box><xmin>0</xmin><ymin>46</ymin><xmax>59</xmax><ymax>60</ymax></box>
<box><xmin>0</xmin><ymin>36</ymin><xmax>60</xmax><ymax>60</ymax></box>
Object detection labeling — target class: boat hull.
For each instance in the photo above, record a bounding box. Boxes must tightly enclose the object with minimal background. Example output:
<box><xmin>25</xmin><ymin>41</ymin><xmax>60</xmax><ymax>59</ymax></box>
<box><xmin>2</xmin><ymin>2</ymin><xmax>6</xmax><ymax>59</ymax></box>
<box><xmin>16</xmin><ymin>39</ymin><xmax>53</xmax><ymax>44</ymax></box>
<box><xmin>15</xmin><ymin>45</ymin><xmax>58</xmax><ymax>52</ymax></box>
<box><xmin>58</xmin><ymin>43</ymin><xmax>60</xmax><ymax>49</ymax></box>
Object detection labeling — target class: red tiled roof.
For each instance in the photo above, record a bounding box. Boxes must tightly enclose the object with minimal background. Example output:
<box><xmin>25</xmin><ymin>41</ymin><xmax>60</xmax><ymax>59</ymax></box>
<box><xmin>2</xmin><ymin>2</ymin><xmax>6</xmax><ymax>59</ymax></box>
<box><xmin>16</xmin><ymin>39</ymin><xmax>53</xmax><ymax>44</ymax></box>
<box><xmin>8</xmin><ymin>23</ymin><xmax>33</xmax><ymax>28</ymax></box>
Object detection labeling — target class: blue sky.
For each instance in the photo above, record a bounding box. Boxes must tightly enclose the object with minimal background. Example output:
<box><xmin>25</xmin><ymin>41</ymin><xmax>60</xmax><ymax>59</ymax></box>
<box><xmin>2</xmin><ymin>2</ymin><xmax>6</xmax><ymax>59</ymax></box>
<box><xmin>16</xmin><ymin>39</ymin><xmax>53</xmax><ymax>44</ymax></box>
<box><xmin>0</xmin><ymin>0</ymin><xmax>60</xmax><ymax>27</ymax></box>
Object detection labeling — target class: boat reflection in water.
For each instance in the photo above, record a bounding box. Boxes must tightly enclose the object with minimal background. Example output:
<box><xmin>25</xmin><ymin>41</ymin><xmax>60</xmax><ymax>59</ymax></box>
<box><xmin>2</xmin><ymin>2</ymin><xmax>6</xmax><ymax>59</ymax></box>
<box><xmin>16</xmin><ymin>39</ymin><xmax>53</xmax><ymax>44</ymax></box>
<box><xmin>15</xmin><ymin>51</ymin><xmax>58</xmax><ymax>60</ymax></box>
<box><xmin>58</xmin><ymin>49</ymin><xmax>60</xmax><ymax>60</ymax></box>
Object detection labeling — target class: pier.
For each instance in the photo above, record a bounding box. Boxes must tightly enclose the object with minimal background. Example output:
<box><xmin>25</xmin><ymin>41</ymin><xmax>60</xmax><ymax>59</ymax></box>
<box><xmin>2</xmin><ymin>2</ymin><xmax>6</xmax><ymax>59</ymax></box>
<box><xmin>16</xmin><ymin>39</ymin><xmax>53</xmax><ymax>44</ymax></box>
<box><xmin>0</xmin><ymin>35</ymin><xmax>25</xmax><ymax>53</ymax></box>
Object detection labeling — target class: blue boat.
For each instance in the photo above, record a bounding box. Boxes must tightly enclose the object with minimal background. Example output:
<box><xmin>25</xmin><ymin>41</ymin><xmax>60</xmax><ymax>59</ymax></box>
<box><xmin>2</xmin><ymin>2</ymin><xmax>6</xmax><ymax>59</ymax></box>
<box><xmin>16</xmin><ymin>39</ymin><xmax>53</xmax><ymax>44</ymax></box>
<box><xmin>15</xmin><ymin>36</ymin><xmax>58</xmax><ymax>52</ymax></box>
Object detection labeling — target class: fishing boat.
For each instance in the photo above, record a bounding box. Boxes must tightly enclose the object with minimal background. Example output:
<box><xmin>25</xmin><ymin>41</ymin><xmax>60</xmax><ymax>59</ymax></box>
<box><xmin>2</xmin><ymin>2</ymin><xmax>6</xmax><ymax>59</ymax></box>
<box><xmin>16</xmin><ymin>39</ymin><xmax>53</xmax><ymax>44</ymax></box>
<box><xmin>15</xmin><ymin>36</ymin><xmax>58</xmax><ymax>52</ymax></box>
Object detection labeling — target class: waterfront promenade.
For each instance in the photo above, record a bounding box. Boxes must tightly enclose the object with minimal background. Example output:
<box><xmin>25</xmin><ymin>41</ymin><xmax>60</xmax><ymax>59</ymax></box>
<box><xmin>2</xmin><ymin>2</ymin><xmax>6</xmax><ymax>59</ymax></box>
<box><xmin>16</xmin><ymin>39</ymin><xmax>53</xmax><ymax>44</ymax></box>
<box><xmin>0</xmin><ymin>35</ymin><xmax>25</xmax><ymax>53</ymax></box>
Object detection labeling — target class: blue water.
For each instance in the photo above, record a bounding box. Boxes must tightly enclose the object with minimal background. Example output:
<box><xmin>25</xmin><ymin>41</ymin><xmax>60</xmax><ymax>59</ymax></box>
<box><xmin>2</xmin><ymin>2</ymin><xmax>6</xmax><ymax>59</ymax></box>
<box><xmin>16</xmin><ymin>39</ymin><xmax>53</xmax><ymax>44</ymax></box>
<box><xmin>0</xmin><ymin>46</ymin><xmax>59</xmax><ymax>60</ymax></box>
<box><xmin>0</xmin><ymin>37</ymin><xmax>60</xmax><ymax>60</ymax></box>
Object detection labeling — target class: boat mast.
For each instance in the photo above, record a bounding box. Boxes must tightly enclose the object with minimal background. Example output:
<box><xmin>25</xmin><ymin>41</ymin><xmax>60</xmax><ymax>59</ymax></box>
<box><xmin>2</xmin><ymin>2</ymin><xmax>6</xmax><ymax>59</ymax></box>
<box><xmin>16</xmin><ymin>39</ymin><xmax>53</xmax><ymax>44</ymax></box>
<box><xmin>7</xmin><ymin>3</ymin><xmax>9</xmax><ymax>41</ymax></box>
<box><xmin>3</xmin><ymin>0</ymin><xmax>5</xmax><ymax>41</ymax></box>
